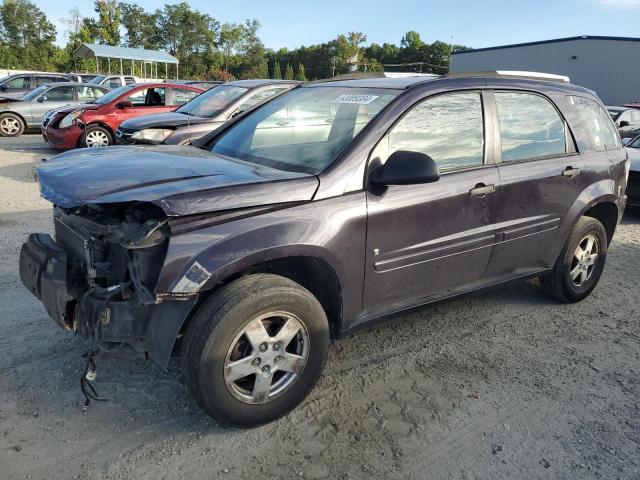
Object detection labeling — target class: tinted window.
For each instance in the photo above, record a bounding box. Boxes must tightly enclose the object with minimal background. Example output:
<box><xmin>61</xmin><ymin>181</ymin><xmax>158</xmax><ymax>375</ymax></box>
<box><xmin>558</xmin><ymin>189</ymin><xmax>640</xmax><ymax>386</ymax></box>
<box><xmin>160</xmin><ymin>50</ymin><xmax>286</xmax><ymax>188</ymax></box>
<box><xmin>124</xmin><ymin>77</ymin><xmax>136</xmax><ymax>85</ymax></box>
<box><xmin>36</xmin><ymin>76</ymin><xmax>65</xmax><ymax>86</ymax></box>
<box><xmin>127</xmin><ymin>87</ymin><xmax>165</xmax><ymax>106</ymax></box>
<box><xmin>570</xmin><ymin>96</ymin><xmax>620</xmax><ymax>151</ymax></box>
<box><xmin>107</xmin><ymin>77</ymin><xmax>123</xmax><ymax>88</ymax></box>
<box><xmin>388</xmin><ymin>92</ymin><xmax>484</xmax><ymax>172</ymax></box>
<box><xmin>171</xmin><ymin>88</ymin><xmax>199</xmax><ymax>106</ymax></box>
<box><xmin>495</xmin><ymin>92</ymin><xmax>566</xmax><ymax>162</ymax></box>
<box><xmin>212</xmin><ymin>87</ymin><xmax>399</xmax><ymax>174</ymax></box>
<box><xmin>2</xmin><ymin>76</ymin><xmax>29</xmax><ymax>91</ymax></box>
<box><xmin>44</xmin><ymin>86</ymin><xmax>74</xmax><ymax>102</ymax></box>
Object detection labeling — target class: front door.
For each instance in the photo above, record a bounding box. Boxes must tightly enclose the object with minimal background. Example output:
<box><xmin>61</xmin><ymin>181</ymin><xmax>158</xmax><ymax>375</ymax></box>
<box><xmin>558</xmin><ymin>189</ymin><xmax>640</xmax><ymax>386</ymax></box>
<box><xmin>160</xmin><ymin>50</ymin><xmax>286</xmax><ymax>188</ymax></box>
<box><xmin>113</xmin><ymin>86</ymin><xmax>172</xmax><ymax>124</ymax></box>
<box><xmin>29</xmin><ymin>85</ymin><xmax>75</xmax><ymax>125</ymax></box>
<box><xmin>363</xmin><ymin>91</ymin><xmax>500</xmax><ymax>314</ymax></box>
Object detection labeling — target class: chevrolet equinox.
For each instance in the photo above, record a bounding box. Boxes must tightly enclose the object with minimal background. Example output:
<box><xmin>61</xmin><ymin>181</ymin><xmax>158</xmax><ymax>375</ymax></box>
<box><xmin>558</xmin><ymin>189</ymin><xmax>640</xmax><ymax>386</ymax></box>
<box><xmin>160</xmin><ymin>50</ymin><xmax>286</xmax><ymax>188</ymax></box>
<box><xmin>20</xmin><ymin>72</ymin><xmax>629</xmax><ymax>427</ymax></box>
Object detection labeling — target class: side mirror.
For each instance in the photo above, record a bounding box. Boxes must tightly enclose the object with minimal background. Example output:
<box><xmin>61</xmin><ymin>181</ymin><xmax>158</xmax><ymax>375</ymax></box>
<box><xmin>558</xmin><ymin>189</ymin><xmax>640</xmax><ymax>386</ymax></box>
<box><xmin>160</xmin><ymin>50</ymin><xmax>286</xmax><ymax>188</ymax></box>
<box><xmin>37</xmin><ymin>96</ymin><xmax>47</xmax><ymax>103</ymax></box>
<box><xmin>619</xmin><ymin>120</ymin><xmax>630</xmax><ymax>128</ymax></box>
<box><xmin>116</xmin><ymin>100</ymin><xmax>133</xmax><ymax>109</ymax></box>
<box><xmin>0</xmin><ymin>85</ymin><xmax>7</xmax><ymax>92</ymax></box>
<box><xmin>369</xmin><ymin>150</ymin><xmax>440</xmax><ymax>187</ymax></box>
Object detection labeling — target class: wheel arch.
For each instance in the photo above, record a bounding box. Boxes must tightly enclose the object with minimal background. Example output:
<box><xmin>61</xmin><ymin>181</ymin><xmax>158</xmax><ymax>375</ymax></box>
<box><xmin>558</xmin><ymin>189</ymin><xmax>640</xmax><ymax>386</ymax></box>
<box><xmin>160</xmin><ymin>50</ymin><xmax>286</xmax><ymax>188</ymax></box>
<box><xmin>582</xmin><ymin>199</ymin><xmax>620</xmax><ymax>246</ymax></box>
<box><xmin>0</xmin><ymin>110</ymin><xmax>27</xmax><ymax>128</ymax></box>
<box><xmin>79</xmin><ymin>121</ymin><xmax>115</xmax><ymax>147</ymax></box>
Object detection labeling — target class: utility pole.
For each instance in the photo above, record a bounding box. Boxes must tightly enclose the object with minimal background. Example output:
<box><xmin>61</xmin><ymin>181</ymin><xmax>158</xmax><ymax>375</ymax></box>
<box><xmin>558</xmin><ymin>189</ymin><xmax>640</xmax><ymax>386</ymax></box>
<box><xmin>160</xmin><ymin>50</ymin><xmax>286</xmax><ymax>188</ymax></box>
<box><xmin>448</xmin><ymin>35</ymin><xmax>454</xmax><ymax>72</ymax></box>
<box><xmin>331</xmin><ymin>57</ymin><xmax>336</xmax><ymax>77</ymax></box>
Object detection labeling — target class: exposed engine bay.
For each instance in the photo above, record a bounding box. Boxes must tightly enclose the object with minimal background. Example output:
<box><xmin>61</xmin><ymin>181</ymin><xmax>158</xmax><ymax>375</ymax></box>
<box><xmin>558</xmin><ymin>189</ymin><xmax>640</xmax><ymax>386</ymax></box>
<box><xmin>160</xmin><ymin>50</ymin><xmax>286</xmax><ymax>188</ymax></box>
<box><xmin>19</xmin><ymin>202</ymin><xmax>194</xmax><ymax>358</ymax></box>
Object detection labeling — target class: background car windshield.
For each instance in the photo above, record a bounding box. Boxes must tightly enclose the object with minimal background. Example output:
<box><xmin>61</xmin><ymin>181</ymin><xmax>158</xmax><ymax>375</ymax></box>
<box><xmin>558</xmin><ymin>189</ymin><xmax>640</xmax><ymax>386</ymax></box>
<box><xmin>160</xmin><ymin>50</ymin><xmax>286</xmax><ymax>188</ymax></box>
<box><xmin>629</xmin><ymin>136</ymin><xmax>640</xmax><ymax>148</ymax></box>
<box><xmin>177</xmin><ymin>84</ymin><xmax>248</xmax><ymax>117</ymax></box>
<box><xmin>211</xmin><ymin>86</ymin><xmax>399</xmax><ymax>174</ymax></box>
<box><xmin>93</xmin><ymin>85</ymin><xmax>137</xmax><ymax>104</ymax></box>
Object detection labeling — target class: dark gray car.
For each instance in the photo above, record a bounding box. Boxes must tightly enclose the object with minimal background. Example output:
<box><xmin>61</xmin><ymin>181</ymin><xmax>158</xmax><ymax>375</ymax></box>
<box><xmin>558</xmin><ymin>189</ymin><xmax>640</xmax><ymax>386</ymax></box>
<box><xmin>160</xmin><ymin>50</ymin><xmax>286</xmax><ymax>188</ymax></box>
<box><xmin>19</xmin><ymin>72</ymin><xmax>628</xmax><ymax>427</ymax></box>
<box><xmin>115</xmin><ymin>79</ymin><xmax>299</xmax><ymax>145</ymax></box>
<box><xmin>0</xmin><ymin>82</ymin><xmax>110</xmax><ymax>137</ymax></box>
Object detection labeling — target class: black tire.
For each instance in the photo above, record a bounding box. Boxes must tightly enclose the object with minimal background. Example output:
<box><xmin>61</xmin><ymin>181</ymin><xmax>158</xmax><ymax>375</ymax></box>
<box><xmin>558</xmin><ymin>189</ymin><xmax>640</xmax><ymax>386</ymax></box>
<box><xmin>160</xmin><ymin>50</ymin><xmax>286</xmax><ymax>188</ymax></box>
<box><xmin>181</xmin><ymin>274</ymin><xmax>329</xmax><ymax>428</ymax></box>
<box><xmin>82</xmin><ymin>125</ymin><xmax>113</xmax><ymax>148</ymax></box>
<box><xmin>0</xmin><ymin>112</ymin><xmax>25</xmax><ymax>137</ymax></box>
<box><xmin>541</xmin><ymin>216</ymin><xmax>608</xmax><ymax>303</ymax></box>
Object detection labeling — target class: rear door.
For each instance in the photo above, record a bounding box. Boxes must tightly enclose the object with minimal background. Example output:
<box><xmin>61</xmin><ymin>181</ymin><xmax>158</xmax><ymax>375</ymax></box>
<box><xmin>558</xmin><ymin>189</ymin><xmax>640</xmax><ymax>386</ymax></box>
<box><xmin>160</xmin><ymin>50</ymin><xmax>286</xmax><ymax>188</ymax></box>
<box><xmin>486</xmin><ymin>90</ymin><xmax>586</xmax><ymax>277</ymax></box>
<box><xmin>363</xmin><ymin>91</ymin><xmax>501</xmax><ymax>314</ymax></box>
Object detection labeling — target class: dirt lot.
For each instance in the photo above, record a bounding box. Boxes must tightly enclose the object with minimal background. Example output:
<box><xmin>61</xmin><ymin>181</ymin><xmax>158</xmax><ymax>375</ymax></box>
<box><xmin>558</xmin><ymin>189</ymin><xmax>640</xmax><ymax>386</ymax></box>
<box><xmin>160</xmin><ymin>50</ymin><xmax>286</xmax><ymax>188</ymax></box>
<box><xmin>1</xmin><ymin>134</ymin><xmax>639</xmax><ymax>480</ymax></box>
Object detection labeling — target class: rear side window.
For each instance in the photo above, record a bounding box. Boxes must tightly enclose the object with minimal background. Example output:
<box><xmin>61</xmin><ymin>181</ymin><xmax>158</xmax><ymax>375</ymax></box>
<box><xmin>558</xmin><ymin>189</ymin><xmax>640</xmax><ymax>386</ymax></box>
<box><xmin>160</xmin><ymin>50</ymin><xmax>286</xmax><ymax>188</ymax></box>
<box><xmin>388</xmin><ymin>92</ymin><xmax>484</xmax><ymax>172</ymax></box>
<box><xmin>494</xmin><ymin>92</ymin><xmax>566</xmax><ymax>162</ymax></box>
<box><xmin>124</xmin><ymin>77</ymin><xmax>136</xmax><ymax>85</ymax></box>
<box><xmin>569</xmin><ymin>96</ymin><xmax>620</xmax><ymax>151</ymax></box>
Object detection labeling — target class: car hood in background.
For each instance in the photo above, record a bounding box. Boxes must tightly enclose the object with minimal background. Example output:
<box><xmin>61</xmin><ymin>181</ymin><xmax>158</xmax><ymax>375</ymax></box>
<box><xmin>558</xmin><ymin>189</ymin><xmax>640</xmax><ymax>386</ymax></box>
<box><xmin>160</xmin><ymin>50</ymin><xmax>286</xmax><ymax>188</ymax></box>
<box><xmin>627</xmin><ymin>147</ymin><xmax>640</xmax><ymax>171</ymax></box>
<box><xmin>36</xmin><ymin>145</ymin><xmax>319</xmax><ymax>216</ymax></box>
<box><xmin>120</xmin><ymin>111</ymin><xmax>211</xmax><ymax>131</ymax></box>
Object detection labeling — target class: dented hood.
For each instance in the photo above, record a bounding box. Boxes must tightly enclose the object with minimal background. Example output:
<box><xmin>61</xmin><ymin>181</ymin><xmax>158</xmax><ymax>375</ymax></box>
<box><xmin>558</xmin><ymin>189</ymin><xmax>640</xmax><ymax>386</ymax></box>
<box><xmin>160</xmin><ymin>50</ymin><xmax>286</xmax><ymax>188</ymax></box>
<box><xmin>37</xmin><ymin>145</ymin><xmax>319</xmax><ymax>216</ymax></box>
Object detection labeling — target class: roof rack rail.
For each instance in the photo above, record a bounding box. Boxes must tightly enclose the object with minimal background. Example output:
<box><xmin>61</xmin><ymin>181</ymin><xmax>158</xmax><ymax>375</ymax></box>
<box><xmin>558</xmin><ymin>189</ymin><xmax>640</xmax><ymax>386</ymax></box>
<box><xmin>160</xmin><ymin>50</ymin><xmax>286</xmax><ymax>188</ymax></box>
<box><xmin>446</xmin><ymin>70</ymin><xmax>570</xmax><ymax>83</ymax></box>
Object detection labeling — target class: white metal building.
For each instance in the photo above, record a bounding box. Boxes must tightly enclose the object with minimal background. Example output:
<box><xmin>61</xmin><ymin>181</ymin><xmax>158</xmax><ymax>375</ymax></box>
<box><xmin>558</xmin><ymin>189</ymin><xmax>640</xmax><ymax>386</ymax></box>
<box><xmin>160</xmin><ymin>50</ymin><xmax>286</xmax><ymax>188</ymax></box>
<box><xmin>450</xmin><ymin>36</ymin><xmax>640</xmax><ymax>106</ymax></box>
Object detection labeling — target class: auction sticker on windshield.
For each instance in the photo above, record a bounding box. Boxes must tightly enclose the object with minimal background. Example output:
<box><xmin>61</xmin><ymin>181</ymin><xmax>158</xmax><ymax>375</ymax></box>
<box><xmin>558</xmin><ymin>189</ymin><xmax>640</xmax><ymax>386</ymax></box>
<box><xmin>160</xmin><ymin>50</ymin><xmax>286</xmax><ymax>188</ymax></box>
<box><xmin>334</xmin><ymin>94</ymin><xmax>379</xmax><ymax>104</ymax></box>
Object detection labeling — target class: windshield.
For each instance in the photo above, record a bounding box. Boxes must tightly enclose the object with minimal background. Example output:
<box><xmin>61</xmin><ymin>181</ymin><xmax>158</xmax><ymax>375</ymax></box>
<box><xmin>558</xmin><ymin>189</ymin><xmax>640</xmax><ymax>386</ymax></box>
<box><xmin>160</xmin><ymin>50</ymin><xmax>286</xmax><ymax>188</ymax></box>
<box><xmin>93</xmin><ymin>84</ymin><xmax>136</xmax><ymax>104</ymax></box>
<box><xmin>178</xmin><ymin>84</ymin><xmax>248</xmax><ymax>117</ymax></box>
<box><xmin>628</xmin><ymin>136</ymin><xmax>640</xmax><ymax>148</ymax></box>
<box><xmin>88</xmin><ymin>75</ymin><xmax>106</xmax><ymax>85</ymax></box>
<box><xmin>21</xmin><ymin>85</ymin><xmax>49</xmax><ymax>101</ymax></box>
<box><xmin>211</xmin><ymin>86</ymin><xmax>400</xmax><ymax>174</ymax></box>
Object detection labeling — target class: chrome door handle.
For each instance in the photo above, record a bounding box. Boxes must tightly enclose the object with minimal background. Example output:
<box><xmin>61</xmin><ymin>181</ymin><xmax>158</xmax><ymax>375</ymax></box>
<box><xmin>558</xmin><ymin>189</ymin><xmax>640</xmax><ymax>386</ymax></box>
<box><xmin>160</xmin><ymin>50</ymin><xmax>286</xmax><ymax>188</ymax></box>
<box><xmin>562</xmin><ymin>167</ymin><xmax>581</xmax><ymax>178</ymax></box>
<box><xmin>469</xmin><ymin>183</ymin><xmax>496</xmax><ymax>197</ymax></box>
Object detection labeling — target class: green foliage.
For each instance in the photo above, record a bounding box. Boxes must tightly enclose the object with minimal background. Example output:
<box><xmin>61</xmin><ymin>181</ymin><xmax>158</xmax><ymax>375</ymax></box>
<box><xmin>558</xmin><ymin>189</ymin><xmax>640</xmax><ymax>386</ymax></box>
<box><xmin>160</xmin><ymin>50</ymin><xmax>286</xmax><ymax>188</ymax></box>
<box><xmin>94</xmin><ymin>0</ymin><xmax>121</xmax><ymax>45</ymax></box>
<box><xmin>284</xmin><ymin>62</ymin><xmax>293</xmax><ymax>80</ymax></box>
<box><xmin>0</xmin><ymin>2</ymin><xmax>467</xmax><ymax>80</ymax></box>
<box><xmin>295</xmin><ymin>62</ymin><xmax>307</xmax><ymax>81</ymax></box>
<box><xmin>272</xmin><ymin>60</ymin><xmax>281</xmax><ymax>79</ymax></box>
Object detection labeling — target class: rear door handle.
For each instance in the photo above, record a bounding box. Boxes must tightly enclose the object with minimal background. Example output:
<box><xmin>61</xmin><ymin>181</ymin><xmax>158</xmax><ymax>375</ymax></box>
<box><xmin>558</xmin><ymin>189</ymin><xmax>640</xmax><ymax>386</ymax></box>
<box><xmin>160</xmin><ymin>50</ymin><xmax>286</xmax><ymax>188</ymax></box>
<box><xmin>469</xmin><ymin>183</ymin><xmax>496</xmax><ymax>197</ymax></box>
<box><xmin>562</xmin><ymin>167</ymin><xmax>581</xmax><ymax>178</ymax></box>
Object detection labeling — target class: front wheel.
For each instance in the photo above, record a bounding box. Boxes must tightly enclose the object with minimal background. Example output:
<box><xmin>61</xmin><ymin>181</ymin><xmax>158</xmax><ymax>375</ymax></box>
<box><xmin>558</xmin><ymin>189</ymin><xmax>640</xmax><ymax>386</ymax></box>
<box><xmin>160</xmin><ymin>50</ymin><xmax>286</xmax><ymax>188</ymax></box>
<box><xmin>82</xmin><ymin>125</ymin><xmax>113</xmax><ymax>148</ymax></box>
<box><xmin>0</xmin><ymin>113</ymin><xmax>25</xmax><ymax>137</ymax></box>
<box><xmin>181</xmin><ymin>274</ymin><xmax>329</xmax><ymax>427</ymax></box>
<box><xmin>541</xmin><ymin>216</ymin><xmax>608</xmax><ymax>302</ymax></box>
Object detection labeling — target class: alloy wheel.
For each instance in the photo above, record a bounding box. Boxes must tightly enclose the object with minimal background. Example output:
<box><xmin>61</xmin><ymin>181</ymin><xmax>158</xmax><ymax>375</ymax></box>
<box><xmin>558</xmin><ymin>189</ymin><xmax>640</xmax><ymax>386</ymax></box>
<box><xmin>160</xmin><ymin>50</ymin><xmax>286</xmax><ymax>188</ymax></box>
<box><xmin>570</xmin><ymin>233</ymin><xmax>599</xmax><ymax>287</ymax></box>
<box><xmin>85</xmin><ymin>130</ymin><xmax>110</xmax><ymax>147</ymax></box>
<box><xmin>223</xmin><ymin>311</ymin><xmax>309</xmax><ymax>405</ymax></box>
<box><xmin>0</xmin><ymin>117</ymin><xmax>20</xmax><ymax>135</ymax></box>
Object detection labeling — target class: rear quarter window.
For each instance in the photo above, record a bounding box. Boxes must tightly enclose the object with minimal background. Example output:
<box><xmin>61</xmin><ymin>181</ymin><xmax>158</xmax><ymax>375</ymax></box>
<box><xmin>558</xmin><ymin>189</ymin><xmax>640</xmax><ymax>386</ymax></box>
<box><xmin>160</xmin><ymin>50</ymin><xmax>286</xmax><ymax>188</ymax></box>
<box><xmin>569</xmin><ymin>96</ymin><xmax>620</xmax><ymax>151</ymax></box>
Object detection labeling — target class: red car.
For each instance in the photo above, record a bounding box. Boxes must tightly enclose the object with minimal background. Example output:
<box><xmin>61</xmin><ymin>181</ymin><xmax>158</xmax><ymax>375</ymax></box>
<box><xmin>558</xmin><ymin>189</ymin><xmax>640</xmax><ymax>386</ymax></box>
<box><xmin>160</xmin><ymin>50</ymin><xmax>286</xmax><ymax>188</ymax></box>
<box><xmin>43</xmin><ymin>83</ymin><xmax>204</xmax><ymax>150</ymax></box>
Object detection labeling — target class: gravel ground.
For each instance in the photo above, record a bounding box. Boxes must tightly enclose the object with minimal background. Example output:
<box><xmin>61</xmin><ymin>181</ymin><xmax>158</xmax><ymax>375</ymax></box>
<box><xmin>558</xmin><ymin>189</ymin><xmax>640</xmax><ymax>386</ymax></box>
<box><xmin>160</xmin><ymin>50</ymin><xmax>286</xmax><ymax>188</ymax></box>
<box><xmin>1</xmin><ymin>134</ymin><xmax>639</xmax><ymax>480</ymax></box>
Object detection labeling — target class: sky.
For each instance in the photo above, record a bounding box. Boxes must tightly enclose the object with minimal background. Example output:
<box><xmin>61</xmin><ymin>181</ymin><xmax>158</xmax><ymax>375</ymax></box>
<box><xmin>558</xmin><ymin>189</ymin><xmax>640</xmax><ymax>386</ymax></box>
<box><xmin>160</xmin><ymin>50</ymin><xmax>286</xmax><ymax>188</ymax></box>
<box><xmin>37</xmin><ymin>0</ymin><xmax>640</xmax><ymax>50</ymax></box>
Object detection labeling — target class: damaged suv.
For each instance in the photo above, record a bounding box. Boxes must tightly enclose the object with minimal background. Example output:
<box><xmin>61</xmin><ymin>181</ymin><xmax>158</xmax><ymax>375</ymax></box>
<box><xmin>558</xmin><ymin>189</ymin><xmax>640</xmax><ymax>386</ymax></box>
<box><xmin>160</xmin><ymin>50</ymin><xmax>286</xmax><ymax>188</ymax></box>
<box><xmin>20</xmin><ymin>72</ymin><xmax>628</xmax><ymax>427</ymax></box>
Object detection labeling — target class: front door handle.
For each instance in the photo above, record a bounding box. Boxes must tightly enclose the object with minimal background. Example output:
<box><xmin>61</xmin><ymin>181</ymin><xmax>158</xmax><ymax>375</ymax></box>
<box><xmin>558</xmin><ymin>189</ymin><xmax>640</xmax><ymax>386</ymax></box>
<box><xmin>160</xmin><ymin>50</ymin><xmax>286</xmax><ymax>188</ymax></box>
<box><xmin>469</xmin><ymin>183</ymin><xmax>496</xmax><ymax>197</ymax></box>
<box><xmin>562</xmin><ymin>166</ymin><xmax>581</xmax><ymax>178</ymax></box>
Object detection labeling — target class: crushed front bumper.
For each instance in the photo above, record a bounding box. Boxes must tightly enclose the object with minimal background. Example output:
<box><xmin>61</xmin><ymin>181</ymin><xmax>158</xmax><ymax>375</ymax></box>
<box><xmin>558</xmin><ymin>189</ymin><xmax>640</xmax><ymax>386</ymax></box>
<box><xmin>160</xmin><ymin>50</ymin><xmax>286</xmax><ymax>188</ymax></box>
<box><xmin>19</xmin><ymin>233</ymin><xmax>75</xmax><ymax>331</ymax></box>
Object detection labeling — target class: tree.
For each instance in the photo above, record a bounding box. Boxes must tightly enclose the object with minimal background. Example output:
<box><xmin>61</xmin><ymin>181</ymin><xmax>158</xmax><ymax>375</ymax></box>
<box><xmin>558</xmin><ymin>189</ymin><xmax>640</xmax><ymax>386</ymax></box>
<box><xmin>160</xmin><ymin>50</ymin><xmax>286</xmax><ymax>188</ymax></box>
<box><xmin>272</xmin><ymin>60</ymin><xmax>281</xmax><ymax>79</ymax></box>
<box><xmin>0</xmin><ymin>0</ymin><xmax>57</xmax><ymax>70</ymax></box>
<box><xmin>295</xmin><ymin>63</ymin><xmax>307</xmax><ymax>81</ymax></box>
<box><xmin>284</xmin><ymin>62</ymin><xmax>294</xmax><ymax>80</ymax></box>
<box><xmin>119</xmin><ymin>3</ymin><xmax>161</xmax><ymax>49</ymax></box>
<box><xmin>94</xmin><ymin>0</ymin><xmax>121</xmax><ymax>45</ymax></box>
<box><xmin>219</xmin><ymin>22</ymin><xmax>243</xmax><ymax>72</ymax></box>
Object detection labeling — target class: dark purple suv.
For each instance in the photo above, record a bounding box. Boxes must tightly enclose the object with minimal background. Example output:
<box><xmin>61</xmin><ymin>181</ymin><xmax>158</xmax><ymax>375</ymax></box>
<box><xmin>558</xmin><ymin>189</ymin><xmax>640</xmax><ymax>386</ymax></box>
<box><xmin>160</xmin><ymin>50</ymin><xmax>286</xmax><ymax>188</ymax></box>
<box><xmin>20</xmin><ymin>72</ymin><xmax>629</xmax><ymax>427</ymax></box>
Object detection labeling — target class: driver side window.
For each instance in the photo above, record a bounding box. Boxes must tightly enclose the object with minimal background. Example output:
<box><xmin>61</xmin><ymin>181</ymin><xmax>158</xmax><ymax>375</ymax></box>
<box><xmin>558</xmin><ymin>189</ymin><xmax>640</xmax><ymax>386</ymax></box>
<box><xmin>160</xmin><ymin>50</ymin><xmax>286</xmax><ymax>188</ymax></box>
<box><xmin>387</xmin><ymin>92</ymin><xmax>484</xmax><ymax>172</ymax></box>
<box><xmin>126</xmin><ymin>87</ymin><xmax>166</xmax><ymax>107</ymax></box>
<box><xmin>44</xmin><ymin>86</ymin><xmax>74</xmax><ymax>102</ymax></box>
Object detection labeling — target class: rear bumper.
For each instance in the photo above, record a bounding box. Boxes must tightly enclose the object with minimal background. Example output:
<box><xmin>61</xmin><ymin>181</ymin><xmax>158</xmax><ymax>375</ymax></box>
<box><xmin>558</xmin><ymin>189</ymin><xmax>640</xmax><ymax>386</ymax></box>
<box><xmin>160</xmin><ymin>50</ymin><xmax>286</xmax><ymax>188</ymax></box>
<box><xmin>44</xmin><ymin>124</ymin><xmax>83</xmax><ymax>151</ymax></box>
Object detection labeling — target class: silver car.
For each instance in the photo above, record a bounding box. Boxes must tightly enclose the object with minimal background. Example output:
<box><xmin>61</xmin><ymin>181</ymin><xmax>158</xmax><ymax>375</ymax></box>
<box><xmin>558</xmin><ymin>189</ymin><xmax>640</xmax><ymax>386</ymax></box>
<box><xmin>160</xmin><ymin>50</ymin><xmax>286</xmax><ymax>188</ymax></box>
<box><xmin>0</xmin><ymin>82</ymin><xmax>110</xmax><ymax>137</ymax></box>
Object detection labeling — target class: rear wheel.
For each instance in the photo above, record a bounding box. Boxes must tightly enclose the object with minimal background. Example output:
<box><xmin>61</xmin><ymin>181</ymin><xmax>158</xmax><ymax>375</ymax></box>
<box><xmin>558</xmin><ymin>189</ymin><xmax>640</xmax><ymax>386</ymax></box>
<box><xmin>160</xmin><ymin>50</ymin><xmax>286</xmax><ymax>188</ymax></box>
<box><xmin>181</xmin><ymin>274</ymin><xmax>329</xmax><ymax>427</ymax></box>
<box><xmin>0</xmin><ymin>113</ymin><xmax>25</xmax><ymax>137</ymax></box>
<box><xmin>542</xmin><ymin>216</ymin><xmax>608</xmax><ymax>302</ymax></box>
<box><xmin>83</xmin><ymin>125</ymin><xmax>112</xmax><ymax>148</ymax></box>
